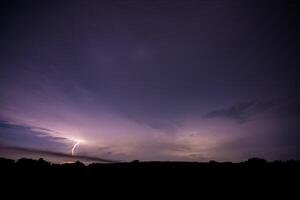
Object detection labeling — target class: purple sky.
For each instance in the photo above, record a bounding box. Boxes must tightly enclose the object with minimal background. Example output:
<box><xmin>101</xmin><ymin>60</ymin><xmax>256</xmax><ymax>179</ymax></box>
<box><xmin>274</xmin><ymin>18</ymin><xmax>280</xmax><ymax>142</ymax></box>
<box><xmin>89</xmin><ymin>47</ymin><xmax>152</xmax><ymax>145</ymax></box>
<box><xmin>0</xmin><ymin>0</ymin><xmax>299</xmax><ymax>162</ymax></box>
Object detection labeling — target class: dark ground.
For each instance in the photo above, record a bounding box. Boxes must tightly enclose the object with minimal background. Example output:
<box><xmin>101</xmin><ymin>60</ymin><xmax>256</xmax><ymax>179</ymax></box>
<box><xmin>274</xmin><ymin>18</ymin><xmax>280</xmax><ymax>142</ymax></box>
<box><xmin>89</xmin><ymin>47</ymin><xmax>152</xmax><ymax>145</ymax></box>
<box><xmin>1</xmin><ymin>157</ymin><xmax>299</xmax><ymax>195</ymax></box>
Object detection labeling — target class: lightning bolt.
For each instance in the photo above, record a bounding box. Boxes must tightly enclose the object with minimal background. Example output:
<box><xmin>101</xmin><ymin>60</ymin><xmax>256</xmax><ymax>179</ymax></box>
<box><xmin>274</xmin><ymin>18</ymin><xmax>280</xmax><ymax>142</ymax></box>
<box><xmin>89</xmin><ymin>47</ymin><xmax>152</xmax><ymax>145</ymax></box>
<box><xmin>71</xmin><ymin>140</ymin><xmax>81</xmax><ymax>156</ymax></box>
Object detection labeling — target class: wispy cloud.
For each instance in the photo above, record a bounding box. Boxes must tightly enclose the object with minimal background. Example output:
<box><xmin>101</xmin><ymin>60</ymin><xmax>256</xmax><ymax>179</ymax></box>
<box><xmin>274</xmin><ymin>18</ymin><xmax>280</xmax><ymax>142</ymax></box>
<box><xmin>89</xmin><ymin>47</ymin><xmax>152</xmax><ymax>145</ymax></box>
<box><xmin>276</xmin><ymin>98</ymin><xmax>300</xmax><ymax>119</ymax></box>
<box><xmin>0</xmin><ymin>145</ymin><xmax>116</xmax><ymax>163</ymax></box>
<box><xmin>202</xmin><ymin>100</ymin><xmax>274</xmax><ymax>123</ymax></box>
<box><xmin>0</xmin><ymin>120</ymin><xmax>68</xmax><ymax>151</ymax></box>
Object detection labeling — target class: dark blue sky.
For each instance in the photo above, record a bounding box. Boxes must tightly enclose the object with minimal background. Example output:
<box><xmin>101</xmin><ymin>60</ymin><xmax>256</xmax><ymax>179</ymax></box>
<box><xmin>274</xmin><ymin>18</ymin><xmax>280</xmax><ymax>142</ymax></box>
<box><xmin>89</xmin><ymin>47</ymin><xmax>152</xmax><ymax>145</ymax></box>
<box><xmin>0</xmin><ymin>0</ymin><xmax>299</xmax><ymax>162</ymax></box>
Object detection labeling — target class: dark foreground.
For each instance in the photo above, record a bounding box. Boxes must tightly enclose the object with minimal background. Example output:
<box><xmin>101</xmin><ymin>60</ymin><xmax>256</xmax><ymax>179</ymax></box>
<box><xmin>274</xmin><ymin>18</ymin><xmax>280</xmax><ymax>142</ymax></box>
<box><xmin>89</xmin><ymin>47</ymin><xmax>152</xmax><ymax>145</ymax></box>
<box><xmin>1</xmin><ymin>157</ymin><xmax>299</xmax><ymax>195</ymax></box>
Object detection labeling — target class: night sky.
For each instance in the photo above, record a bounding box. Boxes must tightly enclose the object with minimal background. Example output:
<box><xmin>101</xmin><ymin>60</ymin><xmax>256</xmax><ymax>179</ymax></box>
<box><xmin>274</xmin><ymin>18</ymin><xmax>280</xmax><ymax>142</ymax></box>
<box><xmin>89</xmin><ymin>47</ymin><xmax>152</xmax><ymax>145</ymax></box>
<box><xmin>0</xmin><ymin>0</ymin><xmax>299</xmax><ymax>162</ymax></box>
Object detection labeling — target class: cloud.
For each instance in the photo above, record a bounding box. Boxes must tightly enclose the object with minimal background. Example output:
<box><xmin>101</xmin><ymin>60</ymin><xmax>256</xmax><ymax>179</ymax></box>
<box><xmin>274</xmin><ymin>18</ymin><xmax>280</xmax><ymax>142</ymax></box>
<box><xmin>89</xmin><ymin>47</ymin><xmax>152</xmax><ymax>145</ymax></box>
<box><xmin>0</xmin><ymin>145</ymin><xmax>116</xmax><ymax>163</ymax></box>
<box><xmin>276</xmin><ymin>98</ymin><xmax>300</xmax><ymax>119</ymax></box>
<box><xmin>0</xmin><ymin>120</ymin><xmax>68</xmax><ymax>151</ymax></box>
<box><xmin>127</xmin><ymin>114</ymin><xmax>182</xmax><ymax>134</ymax></box>
<box><xmin>202</xmin><ymin>100</ymin><xmax>274</xmax><ymax>123</ymax></box>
